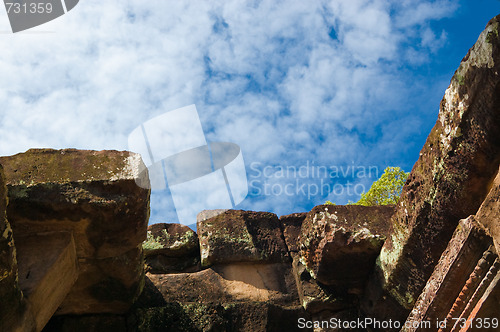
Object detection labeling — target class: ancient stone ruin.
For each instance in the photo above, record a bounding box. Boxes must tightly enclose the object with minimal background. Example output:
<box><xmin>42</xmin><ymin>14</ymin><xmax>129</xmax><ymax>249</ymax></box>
<box><xmin>0</xmin><ymin>14</ymin><xmax>499</xmax><ymax>332</ymax></box>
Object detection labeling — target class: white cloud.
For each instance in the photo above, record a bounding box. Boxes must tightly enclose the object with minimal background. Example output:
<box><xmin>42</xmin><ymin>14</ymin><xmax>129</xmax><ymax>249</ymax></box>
<box><xmin>0</xmin><ymin>0</ymin><xmax>462</xmax><ymax>222</ymax></box>
<box><xmin>394</xmin><ymin>0</ymin><xmax>458</xmax><ymax>28</ymax></box>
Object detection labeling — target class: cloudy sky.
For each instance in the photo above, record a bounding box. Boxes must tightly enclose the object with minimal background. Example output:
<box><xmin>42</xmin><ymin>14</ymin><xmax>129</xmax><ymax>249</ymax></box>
<box><xmin>0</xmin><ymin>0</ymin><xmax>499</xmax><ymax>226</ymax></box>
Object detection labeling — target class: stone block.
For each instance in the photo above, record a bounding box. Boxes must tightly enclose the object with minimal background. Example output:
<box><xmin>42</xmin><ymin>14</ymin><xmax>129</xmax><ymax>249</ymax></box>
<box><xmin>127</xmin><ymin>303</ymin><xmax>225</xmax><ymax>332</ymax></box>
<box><xmin>143</xmin><ymin>223</ymin><xmax>200</xmax><ymax>274</ymax></box>
<box><xmin>197</xmin><ymin>210</ymin><xmax>289</xmax><ymax>266</ymax></box>
<box><xmin>0</xmin><ymin>149</ymin><xmax>150</xmax><ymax>316</ymax></box>
<box><xmin>223</xmin><ymin>302</ymin><xmax>309</xmax><ymax>332</ymax></box>
<box><xmin>0</xmin><ymin>148</ymin><xmax>150</xmax><ymax>259</ymax></box>
<box><xmin>299</xmin><ymin>205</ymin><xmax>392</xmax><ymax>292</ymax></box>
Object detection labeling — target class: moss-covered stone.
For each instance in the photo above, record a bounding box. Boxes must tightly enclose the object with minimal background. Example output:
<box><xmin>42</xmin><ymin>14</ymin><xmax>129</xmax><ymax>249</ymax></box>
<box><xmin>126</xmin><ymin>301</ymin><xmax>309</xmax><ymax>332</ymax></box>
<box><xmin>143</xmin><ymin>223</ymin><xmax>201</xmax><ymax>274</ymax></box>
<box><xmin>197</xmin><ymin>210</ymin><xmax>289</xmax><ymax>267</ymax></box>
<box><xmin>143</xmin><ymin>224</ymin><xmax>198</xmax><ymax>256</ymax></box>
<box><xmin>223</xmin><ymin>302</ymin><xmax>310</xmax><ymax>332</ymax></box>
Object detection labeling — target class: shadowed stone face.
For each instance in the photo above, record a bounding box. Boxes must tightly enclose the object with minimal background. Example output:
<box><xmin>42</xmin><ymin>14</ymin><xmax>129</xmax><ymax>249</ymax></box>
<box><xmin>367</xmin><ymin>15</ymin><xmax>500</xmax><ymax>321</ymax></box>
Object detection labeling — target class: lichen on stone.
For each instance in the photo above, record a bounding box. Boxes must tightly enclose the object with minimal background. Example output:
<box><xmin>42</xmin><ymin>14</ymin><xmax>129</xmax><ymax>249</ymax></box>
<box><xmin>486</xmin><ymin>27</ymin><xmax>499</xmax><ymax>44</ymax></box>
<box><xmin>142</xmin><ymin>231</ymin><xmax>164</xmax><ymax>251</ymax></box>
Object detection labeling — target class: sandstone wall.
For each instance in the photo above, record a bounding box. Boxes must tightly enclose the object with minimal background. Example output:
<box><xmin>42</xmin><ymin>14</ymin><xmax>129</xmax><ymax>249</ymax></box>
<box><xmin>364</xmin><ymin>15</ymin><xmax>500</xmax><ymax>322</ymax></box>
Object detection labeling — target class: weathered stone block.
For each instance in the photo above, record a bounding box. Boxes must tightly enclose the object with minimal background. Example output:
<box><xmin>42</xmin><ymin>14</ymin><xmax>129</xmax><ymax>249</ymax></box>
<box><xmin>299</xmin><ymin>205</ymin><xmax>392</xmax><ymax>291</ymax></box>
<box><xmin>16</xmin><ymin>231</ymin><xmax>79</xmax><ymax>332</ymax></box>
<box><xmin>280</xmin><ymin>212</ymin><xmax>307</xmax><ymax>253</ymax></box>
<box><xmin>0</xmin><ymin>148</ymin><xmax>150</xmax><ymax>259</ymax></box>
<box><xmin>143</xmin><ymin>223</ymin><xmax>200</xmax><ymax>274</ymax></box>
<box><xmin>197</xmin><ymin>210</ymin><xmax>289</xmax><ymax>266</ymax></box>
<box><xmin>143</xmin><ymin>223</ymin><xmax>198</xmax><ymax>257</ymax></box>
<box><xmin>0</xmin><ymin>149</ymin><xmax>150</xmax><ymax>316</ymax></box>
<box><xmin>129</xmin><ymin>273</ymin><xmax>308</xmax><ymax>331</ymax></box>
<box><xmin>144</xmin><ymin>255</ymin><xmax>200</xmax><ymax>275</ymax></box>
<box><xmin>370</xmin><ymin>15</ymin><xmax>500</xmax><ymax>319</ymax></box>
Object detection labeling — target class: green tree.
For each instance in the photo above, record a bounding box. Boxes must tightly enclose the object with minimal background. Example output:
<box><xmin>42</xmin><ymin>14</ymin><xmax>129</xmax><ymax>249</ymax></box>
<box><xmin>355</xmin><ymin>166</ymin><xmax>409</xmax><ymax>206</ymax></box>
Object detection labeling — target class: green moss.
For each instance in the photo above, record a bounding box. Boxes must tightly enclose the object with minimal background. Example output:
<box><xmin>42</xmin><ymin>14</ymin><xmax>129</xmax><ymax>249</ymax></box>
<box><xmin>161</xmin><ymin>229</ymin><xmax>169</xmax><ymax>239</ymax></box>
<box><xmin>142</xmin><ymin>231</ymin><xmax>165</xmax><ymax>251</ymax></box>
<box><xmin>9</xmin><ymin>185</ymin><xmax>29</xmax><ymax>199</ymax></box>
<box><xmin>486</xmin><ymin>28</ymin><xmax>498</xmax><ymax>44</ymax></box>
<box><xmin>455</xmin><ymin>73</ymin><xmax>465</xmax><ymax>86</ymax></box>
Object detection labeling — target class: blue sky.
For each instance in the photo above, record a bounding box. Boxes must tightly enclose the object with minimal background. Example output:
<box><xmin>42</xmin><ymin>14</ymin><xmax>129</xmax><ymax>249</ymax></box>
<box><xmin>0</xmin><ymin>0</ymin><xmax>499</xmax><ymax>226</ymax></box>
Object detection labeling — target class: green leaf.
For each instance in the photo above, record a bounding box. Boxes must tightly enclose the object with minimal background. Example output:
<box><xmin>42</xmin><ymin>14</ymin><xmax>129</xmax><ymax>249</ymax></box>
<box><xmin>355</xmin><ymin>166</ymin><xmax>409</xmax><ymax>206</ymax></box>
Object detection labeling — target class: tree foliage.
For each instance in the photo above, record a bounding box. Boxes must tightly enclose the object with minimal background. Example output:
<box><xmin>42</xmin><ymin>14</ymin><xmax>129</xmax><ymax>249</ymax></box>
<box><xmin>324</xmin><ymin>166</ymin><xmax>409</xmax><ymax>206</ymax></box>
<box><xmin>355</xmin><ymin>166</ymin><xmax>409</xmax><ymax>206</ymax></box>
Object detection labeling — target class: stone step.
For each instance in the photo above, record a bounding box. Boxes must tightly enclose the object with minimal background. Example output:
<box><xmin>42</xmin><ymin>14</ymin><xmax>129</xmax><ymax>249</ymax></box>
<box><xmin>16</xmin><ymin>231</ymin><xmax>79</xmax><ymax>332</ymax></box>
